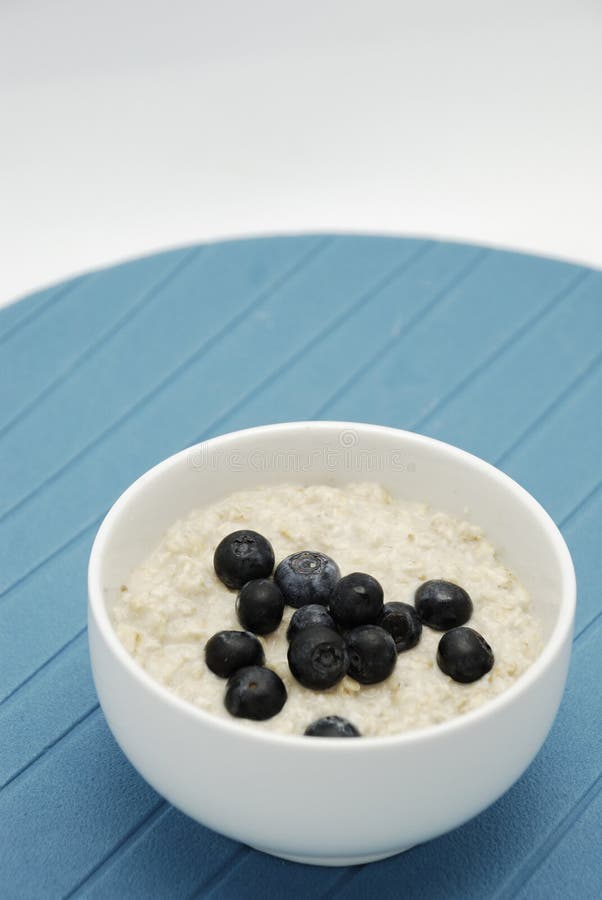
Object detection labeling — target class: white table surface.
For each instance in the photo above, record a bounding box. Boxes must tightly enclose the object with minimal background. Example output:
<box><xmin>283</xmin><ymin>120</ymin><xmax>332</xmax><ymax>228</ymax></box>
<box><xmin>1</xmin><ymin>0</ymin><xmax>601</xmax><ymax>308</ymax></box>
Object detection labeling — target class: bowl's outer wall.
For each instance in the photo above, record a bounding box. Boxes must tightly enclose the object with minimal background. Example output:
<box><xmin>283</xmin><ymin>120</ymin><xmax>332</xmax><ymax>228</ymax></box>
<box><xmin>89</xmin><ymin>608</ymin><xmax>571</xmax><ymax>859</ymax></box>
<box><xmin>88</xmin><ymin>423</ymin><xmax>575</xmax><ymax>861</ymax></box>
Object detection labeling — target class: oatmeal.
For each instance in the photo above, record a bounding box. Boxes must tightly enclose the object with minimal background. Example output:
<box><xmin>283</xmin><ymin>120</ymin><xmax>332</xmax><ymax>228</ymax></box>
<box><xmin>112</xmin><ymin>483</ymin><xmax>542</xmax><ymax>737</ymax></box>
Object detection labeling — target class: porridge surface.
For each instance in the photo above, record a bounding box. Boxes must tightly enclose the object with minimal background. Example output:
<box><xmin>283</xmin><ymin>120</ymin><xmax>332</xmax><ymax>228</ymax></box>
<box><xmin>112</xmin><ymin>483</ymin><xmax>542</xmax><ymax>737</ymax></box>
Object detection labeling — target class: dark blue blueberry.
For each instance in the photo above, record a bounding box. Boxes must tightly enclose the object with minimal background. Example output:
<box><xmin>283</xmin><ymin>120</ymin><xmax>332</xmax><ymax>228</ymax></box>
<box><xmin>225</xmin><ymin>665</ymin><xmax>287</xmax><ymax>720</ymax></box>
<box><xmin>236</xmin><ymin>578</ymin><xmax>284</xmax><ymax>635</ymax></box>
<box><xmin>304</xmin><ymin>716</ymin><xmax>361</xmax><ymax>737</ymax></box>
<box><xmin>437</xmin><ymin>627</ymin><xmax>494</xmax><ymax>683</ymax></box>
<box><xmin>205</xmin><ymin>630</ymin><xmax>265</xmax><ymax>678</ymax></box>
<box><xmin>287</xmin><ymin>625</ymin><xmax>348</xmax><ymax>690</ymax></box>
<box><xmin>378</xmin><ymin>601</ymin><xmax>422</xmax><ymax>652</ymax></box>
<box><xmin>274</xmin><ymin>551</ymin><xmax>340</xmax><ymax>608</ymax></box>
<box><xmin>414</xmin><ymin>579</ymin><xmax>473</xmax><ymax>631</ymax></box>
<box><xmin>345</xmin><ymin>625</ymin><xmax>396</xmax><ymax>684</ymax></box>
<box><xmin>330</xmin><ymin>572</ymin><xmax>384</xmax><ymax>628</ymax></box>
<box><xmin>286</xmin><ymin>604</ymin><xmax>337</xmax><ymax>642</ymax></box>
<box><xmin>213</xmin><ymin>530</ymin><xmax>275</xmax><ymax>590</ymax></box>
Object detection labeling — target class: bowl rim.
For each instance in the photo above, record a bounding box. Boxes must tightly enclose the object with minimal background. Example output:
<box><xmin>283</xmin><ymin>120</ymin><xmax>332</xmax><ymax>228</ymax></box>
<box><xmin>88</xmin><ymin>420</ymin><xmax>576</xmax><ymax>750</ymax></box>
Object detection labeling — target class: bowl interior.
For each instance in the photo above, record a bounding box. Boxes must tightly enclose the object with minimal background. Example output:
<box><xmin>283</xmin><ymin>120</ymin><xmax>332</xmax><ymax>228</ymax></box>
<box><xmin>95</xmin><ymin>422</ymin><xmax>572</xmax><ymax>648</ymax></box>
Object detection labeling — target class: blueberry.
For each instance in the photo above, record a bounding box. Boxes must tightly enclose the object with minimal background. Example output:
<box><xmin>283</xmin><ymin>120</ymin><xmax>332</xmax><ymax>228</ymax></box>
<box><xmin>213</xmin><ymin>530</ymin><xmax>275</xmax><ymax>590</ymax></box>
<box><xmin>304</xmin><ymin>716</ymin><xmax>361</xmax><ymax>737</ymax></box>
<box><xmin>378</xmin><ymin>602</ymin><xmax>422</xmax><ymax>652</ymax></box>
<box><xmin>286</xmin><ymin>604</ymin><xmax>337</xmax><ymax>642</ymax></box>
<box><xmin>274</xmin><ymin>551</ymin><xmax>340</xmax><ymax>608</ymax></box>
<box><xmin>330</xmin><ymin>572</ymin><xmax>384</xmax><ymax>628</ymax></box>
<box><xmin>414</xmin><ymin>579</ymin><xmax>473</xmax><ymax>631</ymax></box>
<box><xmin>236</xmin><ymin>579</ymin><xmax>284</xmax><ymax>635</ymax></box>
<box><xmin>225</xmin><ymin>665</ymin><xmax>287</xmax><ymax>720</ymax></box>
<box><xmin>205</xmin><ymin>630</ymin><xmax>265</xmax><ymax>678</ymax></box>
<box><xmin>346</xmin><ymin>625</ymin><xmax>396</xmax><ymax>684</ymax></box>
<box><xmin>287</xmin><ymin>625</ymin><xmax>348</xmax><ymax>690</ymax></box>
<box><xmin>437</xmin><ymin>627</ymin><xmax>494</xmax><ymax>683</ymax></box>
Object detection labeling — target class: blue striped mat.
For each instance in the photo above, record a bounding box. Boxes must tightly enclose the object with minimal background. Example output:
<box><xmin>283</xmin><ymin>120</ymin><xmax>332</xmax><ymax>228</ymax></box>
<box><xmin>0</xmin><ymin>235</ymin><xmax>600</xmax><ymax>899</ymax></box>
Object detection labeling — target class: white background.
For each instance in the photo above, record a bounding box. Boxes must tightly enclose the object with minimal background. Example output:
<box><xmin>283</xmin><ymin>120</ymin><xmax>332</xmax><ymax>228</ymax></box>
<box><xmin>1</xmin><ymin>0</ymin><xmax>601</xmax><ymax>308</ymax></box>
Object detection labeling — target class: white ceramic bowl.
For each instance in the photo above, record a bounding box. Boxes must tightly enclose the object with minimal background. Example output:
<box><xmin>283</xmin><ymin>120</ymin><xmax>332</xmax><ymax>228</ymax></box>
<box><xmin>88</xmin><ymin>422</ymin><xmax>575</xmax><ymax>866</ymax></box>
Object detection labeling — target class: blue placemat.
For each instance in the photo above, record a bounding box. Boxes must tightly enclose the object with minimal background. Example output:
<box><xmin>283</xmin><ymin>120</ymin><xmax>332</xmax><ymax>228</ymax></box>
<box><xmin>0</xmin><ymin>235</ymin><xmax>600</xmax><ymax>899</ymax></box>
